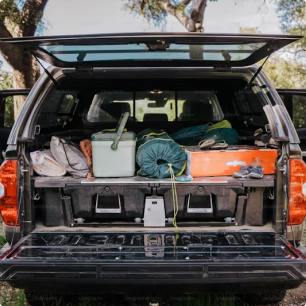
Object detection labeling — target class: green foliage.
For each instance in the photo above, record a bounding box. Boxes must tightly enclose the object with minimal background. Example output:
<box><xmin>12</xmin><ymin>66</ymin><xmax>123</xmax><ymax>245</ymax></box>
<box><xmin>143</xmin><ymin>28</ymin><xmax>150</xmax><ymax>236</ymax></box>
<box><xmin>263</xmin><ymin>57</ymin><xmax>306</xmax><ymax>89</ymax></box>
<box><xmin>0</xmin><ymin>235</ymin><xmax>6</xmax><ymax>247</ymax></box>
<box><xmin>4</xmin><ymin>96</ymin><xmax>14</xmax><ymax>128</ymax></box>
<box><xmin>0</xmin><ymin>70</ymin><xmax>13</xmax><ymax>90</ymax></box>
<box><xmin>0</xmin><ymin>70</ymin><xmax>14</xmax><ymax>127</ymax></box>
<box><xmin>239</xmin><ymin>26</ymin><xmax>306</xmax><ymax>90</ymax></box>
<box><xmin>292</xmin><ymin>95</ymin><xmax>306</xmax><ymax>128</ymax></box>
<box><xmin>123</xmin><ymin>0</ymin><xmax>216</xmax><ymax>30</ymax></box>
<box><xmin>238</xmin><ymin>26</ymin><xmax>261</xmax><ymax>34</ymax></box>
<box><xmin>276</xmin><ymin>0</ymin><xmax>306</xmax><ymax>62</ymax></box>
<box><xmin>0</xmin><ymin>0</ymin><xmax>48</xmax><ymax>36</ymax></box>
<box><xmin>123</xmin><ymin>0</ymin><xmax>168</xmax><ymax>28</ymax></box>
<box><xmin>1</xmin><ymin>290</ymin><xmax>25</xmax><ymax>306</ymax></box>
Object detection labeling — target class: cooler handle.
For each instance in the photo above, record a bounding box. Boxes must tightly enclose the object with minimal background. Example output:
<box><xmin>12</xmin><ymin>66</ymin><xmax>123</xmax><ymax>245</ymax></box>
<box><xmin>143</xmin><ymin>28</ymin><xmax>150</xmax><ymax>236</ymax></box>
<box><xmin>111</xmin><ymin>112</ymin><xmax>130</xmax><ymax>151</ymax></box>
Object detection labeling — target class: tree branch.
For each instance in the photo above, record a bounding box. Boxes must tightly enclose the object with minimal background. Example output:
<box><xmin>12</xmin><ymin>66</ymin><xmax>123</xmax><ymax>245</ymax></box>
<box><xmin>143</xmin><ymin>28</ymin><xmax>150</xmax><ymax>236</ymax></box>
<box><xmin>189</xmin><ymin>0</ymin><xmax>207</xmax><ymax>32</ymax></box>
<box><xmin>0</xmin><ymin>0</ymin><xmax>21</xmax><ymax>36</ymax></box>
<box><xmin>180</xmin><ymin>0</ymin><xmax>192</xmax><ymax>5</ymax></box>
<box><xmin>0</xmin><ymin>0</ymin><xmax>20</xmax><ymax>18</ymax></box>
<box><xmin>160</xmin><ymin>0</ymin><xmax>207</xmax><ymax>32</ymax></box>
<box><xmin>21</xmin><ymin>0</ymin><xmax>49</xmax><ymax>37</ymax></box>
<box><xmin>0</xmin><ymin>19</ymin><xmax>12</xmax><ymax>38</ymax></box>
<box><xmin>160</xmin><ymin>0</ymin><xmax>190</xmax><ymax>30</ymax></box>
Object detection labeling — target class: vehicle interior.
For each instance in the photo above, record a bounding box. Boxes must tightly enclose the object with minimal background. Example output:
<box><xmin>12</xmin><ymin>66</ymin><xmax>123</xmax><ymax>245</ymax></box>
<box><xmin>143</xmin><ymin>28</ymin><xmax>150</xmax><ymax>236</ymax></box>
<box><xmin>24</xmin><ymin>75</ymin><xmax>281</xmax><ymax>236</ymax></box>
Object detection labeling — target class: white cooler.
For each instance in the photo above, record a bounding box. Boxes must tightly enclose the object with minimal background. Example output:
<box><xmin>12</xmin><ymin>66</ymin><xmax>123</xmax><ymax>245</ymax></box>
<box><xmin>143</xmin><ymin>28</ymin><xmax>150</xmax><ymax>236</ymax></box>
<box><xmin>91</xmin><ymin>113</ymin><xmax>136</xmax><ymax>177</ymax></box>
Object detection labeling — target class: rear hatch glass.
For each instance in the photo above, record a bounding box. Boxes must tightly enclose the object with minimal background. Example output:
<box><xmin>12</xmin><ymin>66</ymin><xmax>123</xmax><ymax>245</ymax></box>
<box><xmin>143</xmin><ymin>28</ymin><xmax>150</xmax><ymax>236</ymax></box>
<box><xmin>0</xmin><ymin>33</ymin><xmax>302</xmax><ymax>68</ymax></box>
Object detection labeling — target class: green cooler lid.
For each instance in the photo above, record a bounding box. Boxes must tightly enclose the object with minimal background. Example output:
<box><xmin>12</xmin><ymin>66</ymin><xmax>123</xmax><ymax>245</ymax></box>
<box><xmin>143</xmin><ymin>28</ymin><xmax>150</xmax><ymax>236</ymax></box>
<box><xmin>91</xmin><ymin>131</ymin><xmax>136</xmax><ymax>141</ymax></box>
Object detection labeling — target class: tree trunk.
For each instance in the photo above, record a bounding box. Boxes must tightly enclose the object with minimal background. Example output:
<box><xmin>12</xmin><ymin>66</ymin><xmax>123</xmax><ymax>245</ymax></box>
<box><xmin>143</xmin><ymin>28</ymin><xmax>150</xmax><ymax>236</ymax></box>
<box><xmin>0</xmin><ymin>0</ymin><xmax>49</xmax><ymax>118</ymax></box>
<box><xmin>188</xmin><ymin>0</ymin><xmax>207</xmax><ymax>32</ymax></box>
<box><xmin>12</xmin><ymin>53</ymin><xmax>40</xmax><ymax>119</ymax></box>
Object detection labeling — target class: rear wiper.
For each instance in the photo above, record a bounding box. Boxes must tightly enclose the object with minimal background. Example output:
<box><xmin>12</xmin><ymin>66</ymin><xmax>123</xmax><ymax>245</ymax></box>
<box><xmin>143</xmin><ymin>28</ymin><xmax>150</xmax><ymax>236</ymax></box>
<box><xmin>147</xmin><ymin>41</ymin><xmax>170</xmax><ymax>51</ymax></box>
<box><xmin>77</xmin><ymin>51</ymin><xmax>87</xmax><ymax>62</ymax></box>
<box><xmin>245</xmin><ymin>53</ymin><xmax>271</xmax><ymax>90</ymax></box>
<box><xmin>31</xmin><ymin>52</ymin><xmax>60</xmax><ymax>89</ymax></box>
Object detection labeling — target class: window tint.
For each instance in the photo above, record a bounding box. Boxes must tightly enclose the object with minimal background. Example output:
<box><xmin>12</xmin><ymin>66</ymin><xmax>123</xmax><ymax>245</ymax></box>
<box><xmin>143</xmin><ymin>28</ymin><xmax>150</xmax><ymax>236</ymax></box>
<box><xmin>234</xmin><ymin>91</ymin><xmax>263</xmax><ymax>114</ymax></box>
<box><xmin>135</xmin><ymin>91</ymin><xmax>175</xmax><ymax>122</ymax></box>
<box><xmin>37</xmin><ymin>91</ymin><xmax>77</xmax><ymax>128</ymax></box>
<box><xmin>293</xmin><ymin>94</ymin><xmax>306</xmax><ymax>128</ymax></box>
<box><xmin>4</xmin><ymin>95</ymin><xmax>28</xmax><ymax>128</ymax></box>
<box><xmin>177</xmin><ymin>91</ymin><xmax>223</xmax><ymax>121</ymax></box>
<box><xmin>87</xmin><ymin>92</ymin><xmax>133</xmax><ymax>123</ymax></box>
<box><xmin>41</xmin><ymin>42</ymin><xmax>266</xmax><ymax>63</ymax></box>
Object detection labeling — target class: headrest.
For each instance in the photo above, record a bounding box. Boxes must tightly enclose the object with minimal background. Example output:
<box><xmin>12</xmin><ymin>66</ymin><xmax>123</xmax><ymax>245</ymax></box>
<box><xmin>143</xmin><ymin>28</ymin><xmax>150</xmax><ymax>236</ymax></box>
<box><xmin>143</xmin><ymin>113</ymin><xmax>168</xmax><ymax>122</ymax></box>
<box><xmin>179</xmin><ymin>99</ymin><xmax>214</xmax><ymax>121</ymax></box>
<box><xmin>99</xmin><ymin>103</ymin><xmax>131</xmax><ymax>122</ymax></box>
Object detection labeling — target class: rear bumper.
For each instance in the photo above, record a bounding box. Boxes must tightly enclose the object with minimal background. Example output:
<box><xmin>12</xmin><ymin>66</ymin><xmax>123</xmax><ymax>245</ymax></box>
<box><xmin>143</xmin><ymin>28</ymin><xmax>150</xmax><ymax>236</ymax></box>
<box><xmin>1</xmin><ymin>261</ymin><xmax>305</xmax><ymax>294</ymax></box>
<box><xmin>1</xmin><ymin>261</ymin><xmax>305</xmax><ymax>282</ymax></box>
<box><xmin>1</xmin><ymin>231</ymin><xmax>306</xmax><ymax>293</ymax></box>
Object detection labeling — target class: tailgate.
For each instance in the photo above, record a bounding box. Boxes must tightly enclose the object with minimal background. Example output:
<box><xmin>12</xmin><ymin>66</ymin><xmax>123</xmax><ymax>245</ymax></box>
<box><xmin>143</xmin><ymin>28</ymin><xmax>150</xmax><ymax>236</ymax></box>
<box><xmin>1</xmin><ymin>231</ymin><xmax>306</xmax><ymax>284</ymax></box>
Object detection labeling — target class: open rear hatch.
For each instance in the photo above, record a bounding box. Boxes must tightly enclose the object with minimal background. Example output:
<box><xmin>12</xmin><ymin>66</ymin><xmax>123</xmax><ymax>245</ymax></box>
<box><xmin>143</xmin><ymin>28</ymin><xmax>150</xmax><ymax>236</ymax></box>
<box><xmin>0</xmin><ymin>33</ymin><xmax>302</xmax><ymax>68</ymax></box>
<box><xmin>1</xmin><ymin>231</ymin><xmax>306</xmax><ymax>283</ymax></box>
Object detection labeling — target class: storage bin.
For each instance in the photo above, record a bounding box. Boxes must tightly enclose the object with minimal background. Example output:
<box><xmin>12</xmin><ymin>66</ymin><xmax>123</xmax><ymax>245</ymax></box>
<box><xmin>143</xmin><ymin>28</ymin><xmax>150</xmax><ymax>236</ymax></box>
<box><xmin>91</xmin><ymin>131</ymin><xmax>136</xmax><ymax>177</ymax></box>
<box><xmin>185</xmin><ymin>145</ymin><xmax>278</xmax><ymax>177</ymax></box>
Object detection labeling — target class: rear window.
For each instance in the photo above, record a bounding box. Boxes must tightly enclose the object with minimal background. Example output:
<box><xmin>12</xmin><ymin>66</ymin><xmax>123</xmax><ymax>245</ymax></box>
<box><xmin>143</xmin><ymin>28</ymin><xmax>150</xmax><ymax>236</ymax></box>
<box><xmin>177</xmin><ymin>91</ymin><xmax>224</xmax><ymax>122</ymax></box>
<box><xmin>41</xmin><ymin>42</ymin><xmax>266</xmax><ymax>63</ymax></box>
<box><xmin>86</xmin><ymin>90</ymin><xmax>223</xmax><ymax>123</ymax></box>
<box><xmin>87</xmin><ymin>92</ymin><xmax>134</xmax><ymax>123</ymax></box>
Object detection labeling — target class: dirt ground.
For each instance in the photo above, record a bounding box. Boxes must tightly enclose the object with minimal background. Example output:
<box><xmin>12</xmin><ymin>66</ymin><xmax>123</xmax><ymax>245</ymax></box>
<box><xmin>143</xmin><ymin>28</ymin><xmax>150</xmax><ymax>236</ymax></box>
<box><xmin>0</xmin><ymin>220</ymin><xmax>306</xmax><ymax>306</ymax></box>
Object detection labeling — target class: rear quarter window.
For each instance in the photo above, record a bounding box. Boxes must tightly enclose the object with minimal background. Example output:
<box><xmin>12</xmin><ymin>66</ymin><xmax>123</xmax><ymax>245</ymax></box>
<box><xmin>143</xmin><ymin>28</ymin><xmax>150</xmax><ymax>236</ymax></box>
<box><xmin>37</xmin><ymin>91</ymin><xmax>77</xmax><ymax>128</ymax></box>
<box><xmin>292</xmin><ymin>94</ymin><xmax>306</xmax><ymax>128</ymax></box>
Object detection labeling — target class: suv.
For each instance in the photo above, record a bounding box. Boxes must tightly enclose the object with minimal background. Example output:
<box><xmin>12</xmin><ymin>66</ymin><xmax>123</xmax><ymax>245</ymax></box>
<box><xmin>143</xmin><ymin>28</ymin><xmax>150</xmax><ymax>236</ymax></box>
<box><xmin>0</xmin><ymin>33</ymin><xmax>306</xmax><ymax>304</ymax></box>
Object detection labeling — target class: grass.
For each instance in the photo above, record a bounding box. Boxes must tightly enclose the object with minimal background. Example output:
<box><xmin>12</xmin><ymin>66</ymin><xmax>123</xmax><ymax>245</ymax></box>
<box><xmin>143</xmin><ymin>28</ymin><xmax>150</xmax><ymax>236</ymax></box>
<box><xmin>0</xmin><ymin>292</ymin><xmax>241</xmax><ymax>306</ymax></box>
<box><xmin>169</xmin><ymin>294</ymin><xmax>237</xmax><ymax>306</ymax></box>
<box><xmin>0</xmin><ymin>235</ymin><xmax>6</xmax><ymax>248</ymax></box>
<box><xmin>2</xmin><ymin>291</ymin><xmax>25</xmax><ymax>306</ymax></box>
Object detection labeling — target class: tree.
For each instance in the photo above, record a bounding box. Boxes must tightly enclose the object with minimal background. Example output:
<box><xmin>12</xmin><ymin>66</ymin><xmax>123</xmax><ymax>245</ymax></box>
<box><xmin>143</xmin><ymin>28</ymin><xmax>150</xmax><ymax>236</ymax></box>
<box><xmin>263</xmin><ymin>57</ymin><xmax>306</xmax><ymax>89</ymax></box>
<box><xmin>124</xmin><ymin>0</ymin><xmax>217</xmax><ymax>32</ymax></box>
<box><xmin>0</xmin><ymin>62</ymin><xmax>14</xmax><ymax>127</ymax></box>
<box><xmin>275</xmin><ymin>0</ymin><xmax>306</xmax><ymax>62</ymax></box>
<box><xmin>239</xmin><ymin>26</ymin><xmax>306</xmax><ymax>89</ymax></box>
<box><xmin>270</xmin><ymin>0</ymin><xmax>306</xmax><ymax>89</ymax></box>
<box><xmin>0</xmin><ymin>0</ymin><xmax>49</xmax><ymax>117</ymax></box>
<box><xmin>0</xmin><ymin>63</ymin><xmax>13</xmax><ymax>91</ymax></box>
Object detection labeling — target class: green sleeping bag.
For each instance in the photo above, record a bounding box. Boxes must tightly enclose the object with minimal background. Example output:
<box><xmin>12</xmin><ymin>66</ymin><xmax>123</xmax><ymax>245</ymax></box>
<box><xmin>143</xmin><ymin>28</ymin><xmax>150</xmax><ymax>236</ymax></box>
<box><xmin>136</xmin><ymin>131</ymin><xmax>187</xmax><ymax>179</ymax></box>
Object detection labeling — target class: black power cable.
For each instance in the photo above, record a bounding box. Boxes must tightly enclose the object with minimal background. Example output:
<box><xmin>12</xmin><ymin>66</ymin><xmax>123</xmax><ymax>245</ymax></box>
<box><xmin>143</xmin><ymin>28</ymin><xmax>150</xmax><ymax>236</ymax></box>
<box><xmin>59</xmin><ymin>138</ymin><xmax>90</xmax><ymax>172</ymax></box>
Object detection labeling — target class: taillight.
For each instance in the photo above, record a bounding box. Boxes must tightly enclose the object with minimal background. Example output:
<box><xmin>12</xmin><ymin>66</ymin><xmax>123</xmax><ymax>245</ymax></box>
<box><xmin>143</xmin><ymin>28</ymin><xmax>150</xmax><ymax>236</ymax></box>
<box><xmin>288</xmin><ymin>159</ymin><xmax>306</xmax><ymax>225</ymax></box>
<box><xmin>0</xmin><ymin>160</ymin><xmax>18</xmax><ymax>226</ymax></box>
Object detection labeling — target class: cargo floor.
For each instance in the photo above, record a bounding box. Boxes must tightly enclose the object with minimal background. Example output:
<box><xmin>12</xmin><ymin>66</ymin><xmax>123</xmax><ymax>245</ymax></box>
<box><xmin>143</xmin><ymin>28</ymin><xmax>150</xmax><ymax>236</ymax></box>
<box><xmin>33</xmin><ymin>175</ymin><xmax>274</xmax><ymax>188</ymax></box>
